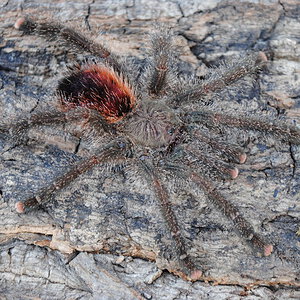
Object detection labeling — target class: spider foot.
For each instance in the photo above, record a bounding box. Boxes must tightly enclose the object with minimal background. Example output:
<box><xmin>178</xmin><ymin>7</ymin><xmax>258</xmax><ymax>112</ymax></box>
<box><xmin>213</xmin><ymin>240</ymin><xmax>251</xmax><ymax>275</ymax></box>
<box><xmin>174</xmin><ymin>267</ymin><xmax>203</xmax><ymax>282</ymax></box>
<box><xmin>264</xmin><ymin>244</ymin><xmax>273</xmax><ymax>257</ymax></box>
<box><xmin>14</xmin><ymin>17</ymin><xmax>27</xmax><ymax>30</ymax></box>
<box><xmin>15</xmin><ymin>197</ymin><xmax>40</xmax><ymax>214</ymax></box>
<box><xmin>229</xmin><ymin>167</ymin><xmax>239</xmax><ymax>179</ymax></box>
<box><xmin>249</xmin><ymin>234</ymin><xmax>274</xmax><ymax>257</ymax></box>
<box><xmin>180</xmin><ymin>255</ymin><xmax>203</xmax><ymax>281</ymax></box>
<box><xmin>15</xmin><ymin>201</ymin><xmax>25</xmax><ymax>213</ymax></box>
<box><xmin>189</xmin><ymin>269</ymin><xmax>203</xmax><ymax>281</ymax></box>
<box><xmin>159</xmin><ymin>256</ymin><xmax>203</xmax><ymax>282</ymax></box>
<box><xmin>239</xmin><ymin>153</ymin><xmax>247</xmax><ymax>164</ymax></box>
<box><xmin>14</xmin><ymin>17</ymin><xmax>36</xmax><ymax>34</ymax></box>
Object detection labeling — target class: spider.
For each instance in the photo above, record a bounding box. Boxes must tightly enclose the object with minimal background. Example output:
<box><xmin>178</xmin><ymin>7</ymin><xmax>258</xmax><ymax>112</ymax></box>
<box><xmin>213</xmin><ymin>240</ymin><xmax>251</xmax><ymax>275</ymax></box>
<box><xmin>1</xmin><ymin>16</ymin><xmax>299</xmax><ymax>281</ymax></box>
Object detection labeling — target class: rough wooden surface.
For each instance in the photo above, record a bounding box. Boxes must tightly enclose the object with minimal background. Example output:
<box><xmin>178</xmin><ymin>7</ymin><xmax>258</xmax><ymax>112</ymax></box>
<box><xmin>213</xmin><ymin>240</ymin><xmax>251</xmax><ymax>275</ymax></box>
<box><xmin>0</xmin><ymin>0</ymin><xmax>300</xmax><ymax>299</ymax></box>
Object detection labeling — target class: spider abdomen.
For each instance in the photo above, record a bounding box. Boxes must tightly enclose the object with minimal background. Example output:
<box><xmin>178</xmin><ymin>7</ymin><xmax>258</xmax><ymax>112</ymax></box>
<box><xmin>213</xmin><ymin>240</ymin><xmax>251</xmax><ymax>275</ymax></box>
<box><xmin>57</xmin><ymin>64</ymin><xmax>136</xmax><ymax>123</ymax></box>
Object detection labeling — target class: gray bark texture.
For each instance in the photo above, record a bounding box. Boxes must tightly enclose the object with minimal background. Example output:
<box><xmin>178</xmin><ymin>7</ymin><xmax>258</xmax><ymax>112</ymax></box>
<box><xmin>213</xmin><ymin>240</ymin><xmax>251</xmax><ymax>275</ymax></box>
<box><xmin>0</xmin><ymin>0</ymin><xmax>300</xmax><ymax>299</ymax></box>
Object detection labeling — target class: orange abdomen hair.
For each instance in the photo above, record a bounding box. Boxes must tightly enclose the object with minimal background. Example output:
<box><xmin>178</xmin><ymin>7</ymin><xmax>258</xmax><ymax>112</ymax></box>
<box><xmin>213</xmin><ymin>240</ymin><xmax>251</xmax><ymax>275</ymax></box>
<box><xmin>57</xmin><ymin>64</ymin><xmax>136</xmax><ymax>123</ymax></box>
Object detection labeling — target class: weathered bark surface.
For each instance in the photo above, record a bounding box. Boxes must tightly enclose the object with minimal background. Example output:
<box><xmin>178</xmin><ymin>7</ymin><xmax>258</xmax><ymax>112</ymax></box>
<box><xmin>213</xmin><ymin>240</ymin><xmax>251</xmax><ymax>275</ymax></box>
<box><xmin>0</xmin><ymin>0</ymin><xmax>299</xmax><ymax>299</ymax></box>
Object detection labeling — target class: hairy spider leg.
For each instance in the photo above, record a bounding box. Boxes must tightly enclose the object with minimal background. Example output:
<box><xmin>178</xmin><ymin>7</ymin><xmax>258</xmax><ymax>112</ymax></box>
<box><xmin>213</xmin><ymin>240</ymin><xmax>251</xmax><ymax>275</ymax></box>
<box><xmin>147</xmin><ymin>27</ymin><xmax>176</xmax><ymax>96</ymax></box>
<box><xmin>190</xmin><ymin>172</ymin><xmax>274</xmax><ymax>256</ymax></box>
<box><xmin>184</xmin><ymin>146</ymin><xmax>240</xmax><ymax>180</ymax></box>
<box><xmin>164</xmin><ymin>163</ymin><xmax>273</xmax><ymax>257</ymax></box>
<box><xmin>15</xmin><ymin>17</ymin><xmax>122</xmax><ymax>72</ymax></box>
<box><xmin>187</xmin><ymin>110</ymin><xmax>300</xmax><ymax>144</ymax></box>
<box><xmin>140</xmin><ymin>160</ymin><xmax>202</xmax><ymax>281</ymax></box>
<box><xmin>15</xmin><ymin>140</ymin><xmax>129</xmax><ymax>213</ymax></box>
<box><xmin>192</xmin><ymin>128</ymin><xmax>247</xmax><ymax>164</ymax></box>
<box><xmin>0</xmin><ymin>108</ymin><xmax>115</xmax><ymax>149</ymax></box>
<box><xmin>172</xmin><ymin>52</ymin><xmax>267</xmax><ymax>104</ymax></box>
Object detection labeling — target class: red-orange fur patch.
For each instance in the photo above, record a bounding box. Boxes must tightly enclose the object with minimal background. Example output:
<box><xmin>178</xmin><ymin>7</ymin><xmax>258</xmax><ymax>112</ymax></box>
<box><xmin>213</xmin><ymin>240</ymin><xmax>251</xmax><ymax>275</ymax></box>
<box><xmin>58</xmin><ymin>64</ymin><xmax>136</xmax><ymax>123</ymax></box>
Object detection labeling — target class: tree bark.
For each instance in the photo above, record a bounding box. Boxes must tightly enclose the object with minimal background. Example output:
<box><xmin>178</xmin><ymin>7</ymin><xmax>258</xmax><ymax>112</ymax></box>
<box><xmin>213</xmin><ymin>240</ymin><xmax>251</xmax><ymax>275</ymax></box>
<box><xmin>0</xmin><ymin>0</ymin><xmax>299</xmax><ymax>299</ymax></box>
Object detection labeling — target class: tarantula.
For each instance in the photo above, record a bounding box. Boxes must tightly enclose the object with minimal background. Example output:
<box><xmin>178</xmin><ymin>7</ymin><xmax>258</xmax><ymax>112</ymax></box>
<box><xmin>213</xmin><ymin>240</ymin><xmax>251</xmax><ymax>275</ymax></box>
<box><xmin>1</xmin><ymin>16</ymin><xmax>299</xmax><ymax>281</ymax></box>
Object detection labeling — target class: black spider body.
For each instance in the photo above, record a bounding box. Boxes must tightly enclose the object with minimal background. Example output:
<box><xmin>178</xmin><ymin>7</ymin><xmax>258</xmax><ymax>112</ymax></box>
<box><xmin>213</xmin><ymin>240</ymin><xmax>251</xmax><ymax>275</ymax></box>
<box><xmin>1</xmin><ymin>16</ymin><xmax>300</xmax><ymax>281</ymax></box>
